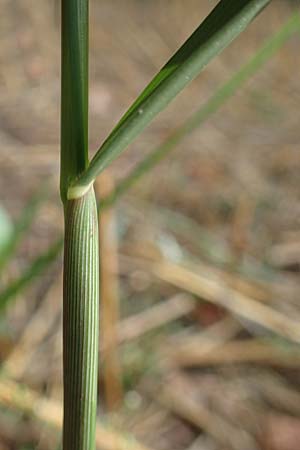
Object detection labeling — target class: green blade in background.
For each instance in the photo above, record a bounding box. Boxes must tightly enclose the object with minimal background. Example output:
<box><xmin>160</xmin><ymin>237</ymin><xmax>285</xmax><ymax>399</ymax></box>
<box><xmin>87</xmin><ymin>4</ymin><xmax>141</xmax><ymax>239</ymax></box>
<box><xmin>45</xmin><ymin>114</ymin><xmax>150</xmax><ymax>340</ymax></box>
<box><xmin>0</xmin><ymin>206</ymin><xmax>13</xmax><ymax>261</ymax></box>
<box><xmin>0</xmin><ymin>237</ymin><xmax>63</xmax><ymax>313</ymax></box>
<box><xmin>0</xmin><ymin>187</ymin><xmax>48</xmax><ymax>272</ymax></box>
<box><xmin>69</xmin><ymin>0</ymin><xmax>271</xmax><ymax>197</ymax></box>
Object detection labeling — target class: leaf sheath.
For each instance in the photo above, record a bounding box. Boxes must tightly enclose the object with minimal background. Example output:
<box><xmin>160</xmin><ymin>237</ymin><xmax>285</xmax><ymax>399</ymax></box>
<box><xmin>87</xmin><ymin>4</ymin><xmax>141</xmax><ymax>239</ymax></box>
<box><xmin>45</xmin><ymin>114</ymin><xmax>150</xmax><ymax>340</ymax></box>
<box><xmin>63</xmin><ymin>187</ymin><xmax>99</xmax><ymax>450</ymax></box>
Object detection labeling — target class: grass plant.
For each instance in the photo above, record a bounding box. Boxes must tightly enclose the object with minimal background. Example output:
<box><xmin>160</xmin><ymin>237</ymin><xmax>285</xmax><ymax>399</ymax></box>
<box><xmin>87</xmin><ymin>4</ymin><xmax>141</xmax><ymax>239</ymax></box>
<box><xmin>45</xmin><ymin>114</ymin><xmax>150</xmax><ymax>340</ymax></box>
<box><xmin>60</xmin><ymin>1</ymin><xmax>272</xmax><ymax>449</ymax></box>
<box><xmin>1</xmin><ymin>11</ymin><xmax>299</xmax><ymax>318</ymax></box>
<box><xmin>5</xmin><ymin>2</ymin><xmax>300</xmax><ymax>449</ymax></box>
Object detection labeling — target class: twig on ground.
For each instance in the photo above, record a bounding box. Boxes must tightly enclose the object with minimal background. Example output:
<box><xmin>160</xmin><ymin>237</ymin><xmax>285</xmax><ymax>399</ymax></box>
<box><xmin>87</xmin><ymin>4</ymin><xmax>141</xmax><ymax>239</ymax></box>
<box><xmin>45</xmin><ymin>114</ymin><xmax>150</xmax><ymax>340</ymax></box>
<box><xmin>115</xmin><ymin>293</ymin><xmax>195</xmax><ymax>345</ymax></box>
<box><xmin>0</xmin><ymin>377</ymin><xmax>154</xmax><ymax>450</ymax></box>
<box><xmin>148</xmin><ymin>259</ymin><xmax>300</xmax><ymax>343</ymax></box>
<box><xmin>167</xmin><ymin>339</ymin><xmax>300</xmax><ymax>368</ymax></box>
<box><xmin>96</xmin><ymin>172</ymin><xmax>123</xmax><ymax>411</ymax></box>
<box><xmin>150</xmin><ymin>372</ymin><xmax>258</xmax><ymax>450</ymax></box>
<box><xmin>3</xmin><ymin>272</ymin><xmax>62</xmax><ymax>379</ymax></box>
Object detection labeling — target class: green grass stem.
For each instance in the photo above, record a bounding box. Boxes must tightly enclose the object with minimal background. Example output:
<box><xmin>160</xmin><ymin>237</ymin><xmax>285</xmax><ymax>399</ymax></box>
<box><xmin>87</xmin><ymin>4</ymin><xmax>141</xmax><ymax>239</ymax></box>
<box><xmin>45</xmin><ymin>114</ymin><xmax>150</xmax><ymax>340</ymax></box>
<box><xmin>60</xmin><ymin>1</ymin><xmax>98</xmax><ymax>449</ymax></box>
<box><xmin>60</xmin><ymin>0</ymin><xmax>89</xmax><ymax>204</ymax></box>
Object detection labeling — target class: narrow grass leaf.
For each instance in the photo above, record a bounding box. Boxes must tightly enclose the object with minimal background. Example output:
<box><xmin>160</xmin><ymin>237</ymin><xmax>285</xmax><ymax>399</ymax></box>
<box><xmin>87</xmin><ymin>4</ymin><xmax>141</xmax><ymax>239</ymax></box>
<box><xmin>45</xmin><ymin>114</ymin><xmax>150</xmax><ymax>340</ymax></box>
<box><xmin>101</xmin><ymin>12</ymin><xmax>300</xmax><ymax>209</ymax></box>
<box><xmin>70</xmin><ymin>0</ymin><xmax>271</xmax><ymax>196</ymax></box>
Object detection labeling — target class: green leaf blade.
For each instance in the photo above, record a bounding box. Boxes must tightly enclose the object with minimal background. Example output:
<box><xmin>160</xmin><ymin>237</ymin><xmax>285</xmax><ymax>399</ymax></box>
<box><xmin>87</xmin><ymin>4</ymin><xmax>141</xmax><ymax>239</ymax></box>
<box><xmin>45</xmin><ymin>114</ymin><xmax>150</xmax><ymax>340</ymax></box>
<box><xmin>70</xmin><ymin>0</ymin><xmax>271</xmax><ymax>196</ymax></box>
<box><xmin>101</xmin><ymin>11</ymin><xmax>300</xmax><ymax>208</ymax></box>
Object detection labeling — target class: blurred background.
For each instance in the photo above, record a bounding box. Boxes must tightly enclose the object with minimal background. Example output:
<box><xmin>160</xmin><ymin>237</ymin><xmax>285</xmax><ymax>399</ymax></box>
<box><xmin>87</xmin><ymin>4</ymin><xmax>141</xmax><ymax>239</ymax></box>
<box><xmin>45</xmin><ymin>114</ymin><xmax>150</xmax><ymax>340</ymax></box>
<box><xmin>1</xmin><ymin>1</ymin><xmax>300</xmax><ymax>449</ymax></box>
